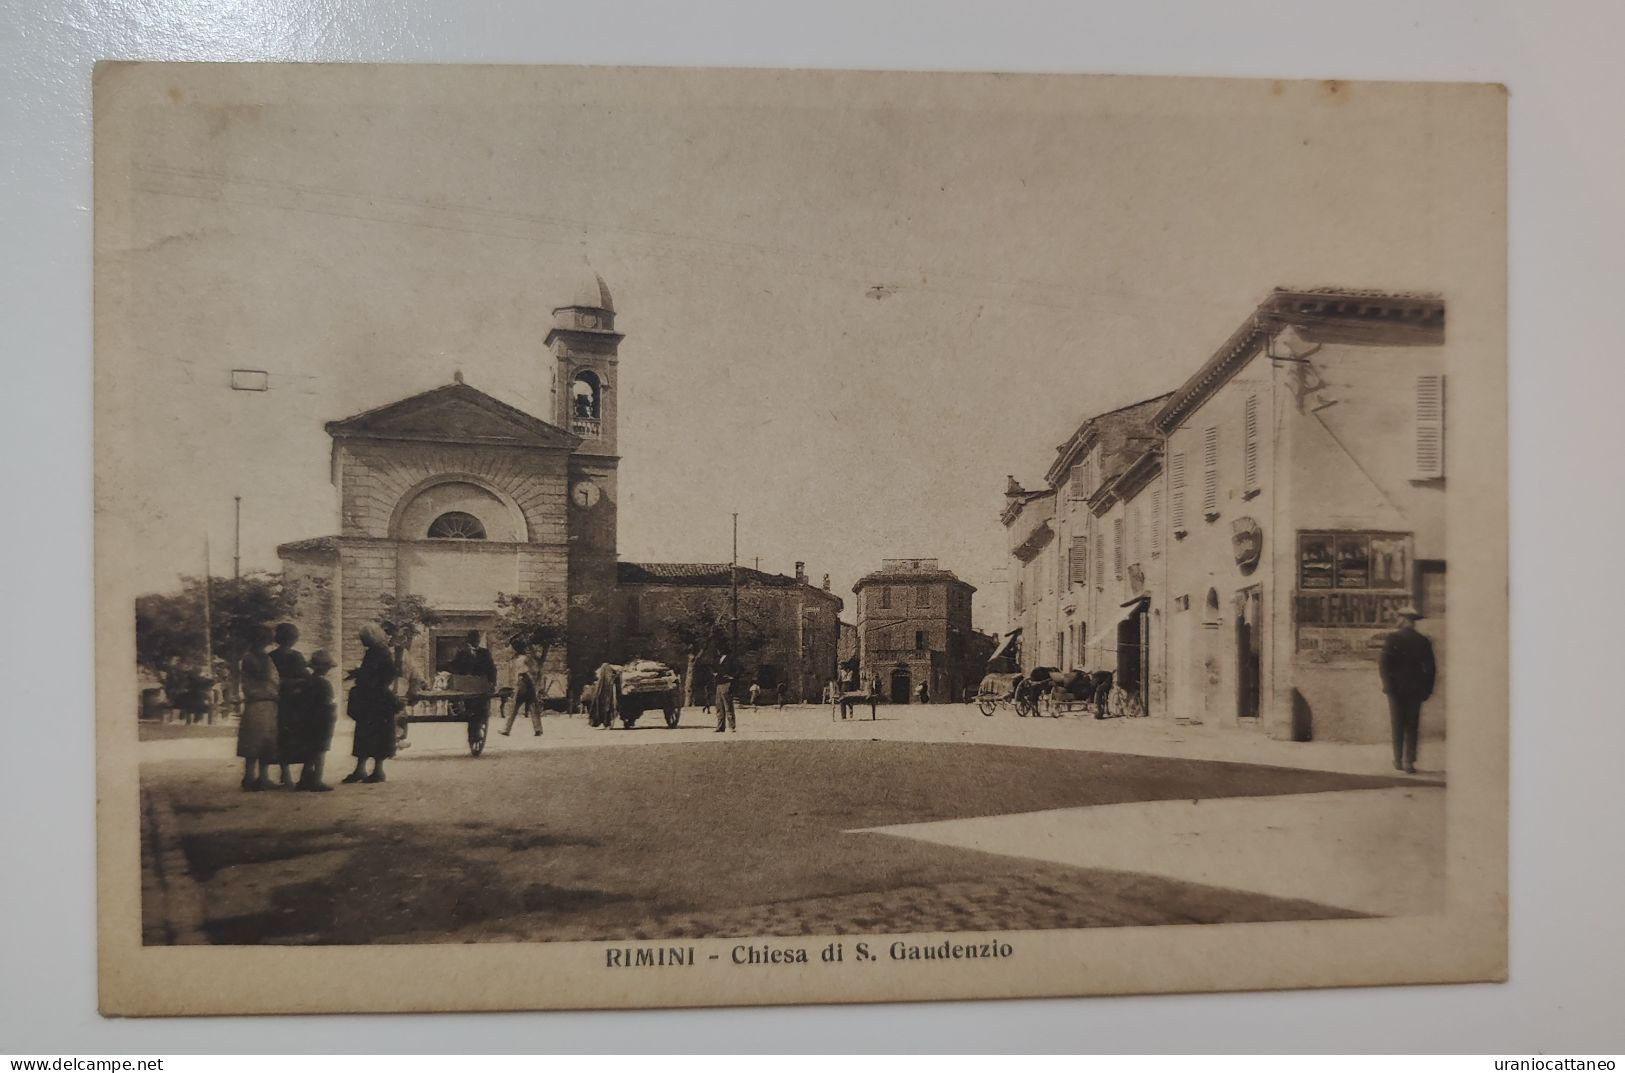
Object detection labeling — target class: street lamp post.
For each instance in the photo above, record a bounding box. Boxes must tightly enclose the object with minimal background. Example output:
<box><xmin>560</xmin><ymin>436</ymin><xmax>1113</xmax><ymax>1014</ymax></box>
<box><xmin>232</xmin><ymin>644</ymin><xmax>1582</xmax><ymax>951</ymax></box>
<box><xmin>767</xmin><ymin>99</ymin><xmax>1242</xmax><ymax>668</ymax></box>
<box><xmin>730</xmin><ymin>513</ymin><xmax>739</xmax><ymax>656</ymax></box>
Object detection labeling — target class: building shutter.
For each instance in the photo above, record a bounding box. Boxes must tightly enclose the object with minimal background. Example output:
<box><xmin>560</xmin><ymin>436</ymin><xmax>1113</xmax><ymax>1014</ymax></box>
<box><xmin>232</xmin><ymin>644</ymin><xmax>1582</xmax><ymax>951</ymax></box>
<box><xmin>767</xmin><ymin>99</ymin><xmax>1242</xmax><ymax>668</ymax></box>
<box><xmin>1094</xmin><ymin>525</ymin><xmax>1105</xmax><ymax>587</ymax></box>
<box><xmin>1113</xmin><ymin>517</ymin><xmax>1125</xmax><ymax>578</ymax></box>
<box><xmin>1069</xmin><ymin>463</ymin><xmax>1088</xmax><ymax>501</ymax></box>
<box><xmin>1069</xmin><ymin>534</ymin><xmax>1089</xmax><ymax>585</ymax></box>
<box><xmin>1151</xmin><ymin>488</ymin><xmax>1163</xmax><ymax>556</ymax></box>
<box><xmin>1415</xmin><ymin>374</ymin><xmax>1445</xmax><ymax>479</ymax></box>
<box><xmin>1170</xmin><ymin>452</ymin><xmax>1187</xmax><ymax>534</ymax></box>
<box><xmin>1243</xmin><ymin>395</ymin><xmax>1260</xmax><ymax>493</ymax></box>
<box><xmin>1202</xmin><ymin>426</ymin><xmax>1219</xmax><ymax>518</ymax></box>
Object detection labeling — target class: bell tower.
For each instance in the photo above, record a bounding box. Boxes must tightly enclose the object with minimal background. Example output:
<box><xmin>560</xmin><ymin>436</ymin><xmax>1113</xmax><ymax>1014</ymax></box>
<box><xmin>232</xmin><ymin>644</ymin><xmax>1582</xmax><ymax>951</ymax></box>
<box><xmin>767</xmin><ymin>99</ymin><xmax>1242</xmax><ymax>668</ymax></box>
<box><xmin>546</xmin><ymin>270</ymin><xmax>621</xmax><ymax>456</ymax></box>
<box><xmin>546</xmin><ymin>268</ymin><xmax>623</xmax><ymax>685</ymax></box>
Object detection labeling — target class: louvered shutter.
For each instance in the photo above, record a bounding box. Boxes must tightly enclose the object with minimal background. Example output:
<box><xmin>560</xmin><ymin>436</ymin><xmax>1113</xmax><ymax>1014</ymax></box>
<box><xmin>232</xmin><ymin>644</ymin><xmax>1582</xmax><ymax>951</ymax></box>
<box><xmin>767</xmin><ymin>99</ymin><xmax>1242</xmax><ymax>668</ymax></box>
<box><xmin>1069</xmin><ymin>534</ymin><xmax>1088</xmax><ymax>585</ymax></box>
<box><xmin>1170</xmin><ymin>452</ymin><xmax>1187</xmax><ymax>533</ymax></box>
<box><xmin>1113</xmin><ymin>517</ymin><xmax>1125</xmax><ymax>578</ymax></box>
<box><xmin>1151</xmin><ymin>488</ymin><xmax>1163</xmax><ymax>556</ymax></box>
<box><xmin>1415</xmin><ymin>374</ymin><xmax>1445</xmax><ymax>479</ymax></box>
<box><xmin>1202</xmin><ymin>426</ymin><xmax>1219</xmax><ymax>517</ymax></box>
<box><xmin>1243</xmin><ymin>395</ymin><xmax>1260</xmax><ymax>493</ymax></box>
<box><xmin>1094</xmin><ymin>525</ymin><xmax>1105</xmax><ymax>587</ymax></box>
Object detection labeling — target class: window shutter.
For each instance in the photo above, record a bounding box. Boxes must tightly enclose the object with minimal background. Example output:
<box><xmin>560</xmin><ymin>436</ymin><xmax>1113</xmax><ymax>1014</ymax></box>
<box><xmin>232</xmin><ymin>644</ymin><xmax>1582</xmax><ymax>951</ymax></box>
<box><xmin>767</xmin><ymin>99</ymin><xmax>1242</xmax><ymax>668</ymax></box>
<box><xmin>1243</xmin><ymin>395</ymin><xmax>1260</xmax><ymax>493</ymax></box>
<box><xmin>1151</xmin><ymin>488</ymin><xmax>1163</xmax><ymax>556</ymax></box>
<box><xmin>1415</xmin><ymin>374</ymin><xmax>1445</xmax><ymax>479</ymax></box>
<box><xmin>1113</xmin><ymin>517</ymin><xmax>1125</xmax><ymax>578</ymax></box>
<box><xmin>1069</xmin><ymin>534</ymin><xmax>1088</xmax><ymax>585</ymax></box>
<box><xmin>1202</xmin><ymin>426</ymin><xmax>1219</xmax><ymax>518</ymax></box>
<box><xmin>1094</xmin><ymin>525</ymin><xmax>1105</xmax><ymax>587</ymax></box>
<box><xmin>1069</xmin><ymin>463</ymin><xmax>1087</xmax><ymax>501</ymax></box>
<box><xmin>1170</xmin><ymin>452</ymin><xmax>1187</xmax><ymax>533</ymax></box>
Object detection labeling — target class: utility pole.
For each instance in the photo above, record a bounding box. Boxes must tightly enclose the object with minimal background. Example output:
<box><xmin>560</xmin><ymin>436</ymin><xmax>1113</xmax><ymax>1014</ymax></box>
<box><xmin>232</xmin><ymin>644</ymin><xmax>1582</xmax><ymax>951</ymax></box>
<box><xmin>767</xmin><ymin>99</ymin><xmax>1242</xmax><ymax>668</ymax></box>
<box><xmin>730</xmin><ymin>513</ymin><xmax>739</xmax><ymax>656</ymax></box>
<box><xmin>202</xmin><ymin>534</ymin><xmax>217</xmax><ymax>725</ymax></box>
<box><xmin>233</xmin><ymin>496</ymin><xmax>241</xmax><ymax>580</ymax></box>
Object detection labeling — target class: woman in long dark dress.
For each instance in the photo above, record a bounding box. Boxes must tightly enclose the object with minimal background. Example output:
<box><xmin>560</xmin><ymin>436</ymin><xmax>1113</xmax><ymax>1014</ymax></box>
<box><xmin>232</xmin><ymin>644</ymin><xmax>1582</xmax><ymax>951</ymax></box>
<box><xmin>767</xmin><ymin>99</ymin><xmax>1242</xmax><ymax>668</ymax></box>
<box><xmin>236</xmin><ymin>624</ymin><xmax>281</xmax><ymax>791</ymax></box>
<box><xmin>342</xmin><ymin>622</ymin><xmax>398</xmax><ymax>784</ymax></box>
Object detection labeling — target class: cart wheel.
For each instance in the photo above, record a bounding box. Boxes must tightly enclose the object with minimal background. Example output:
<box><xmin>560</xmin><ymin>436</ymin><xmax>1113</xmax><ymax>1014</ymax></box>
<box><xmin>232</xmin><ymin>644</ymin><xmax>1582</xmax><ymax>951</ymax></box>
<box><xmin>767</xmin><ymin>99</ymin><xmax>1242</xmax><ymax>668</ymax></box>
<box><xmin>468</xmin><ymin>719</ymin><xmax>488</xmax><ymax>757</ymax></box>
<box><xmin>978</xmin><ymin>697</ymin><xmax>996</xmax><ymax>717</ymax></box>
<box><xmin>664</xmin><ymin>704</ymin><xmax>680</xmax><ymax>728</ymax></box>
<box><xmin>1015</xmin><ymin>695</ymin><xmax>1035</xmax><ymax>718</ymax></box>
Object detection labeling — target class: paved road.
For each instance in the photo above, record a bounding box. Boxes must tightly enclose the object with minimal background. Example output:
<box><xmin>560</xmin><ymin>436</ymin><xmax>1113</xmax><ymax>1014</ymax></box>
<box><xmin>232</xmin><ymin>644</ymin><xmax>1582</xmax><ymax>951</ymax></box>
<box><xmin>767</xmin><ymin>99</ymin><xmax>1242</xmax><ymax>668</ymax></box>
<box><xmin>139</xmin><ymin>706</ymin><xmax>1440</xmax><ymax>945</ymax></box>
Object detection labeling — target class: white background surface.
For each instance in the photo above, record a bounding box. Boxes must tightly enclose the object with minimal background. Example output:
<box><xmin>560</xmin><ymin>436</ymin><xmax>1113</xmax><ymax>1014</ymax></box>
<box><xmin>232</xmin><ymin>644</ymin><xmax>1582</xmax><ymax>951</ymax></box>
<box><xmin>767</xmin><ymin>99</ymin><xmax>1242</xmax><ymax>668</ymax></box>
<box><xmin>2</xmin><ymin>0</ymin><xmax>1622</xmax><ymax>1054</ymax></box>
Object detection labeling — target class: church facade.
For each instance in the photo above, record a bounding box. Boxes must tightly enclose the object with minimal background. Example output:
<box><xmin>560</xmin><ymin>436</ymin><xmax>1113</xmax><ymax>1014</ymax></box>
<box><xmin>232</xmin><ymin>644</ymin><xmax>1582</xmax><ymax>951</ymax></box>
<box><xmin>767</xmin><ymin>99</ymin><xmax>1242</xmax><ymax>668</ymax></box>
<box><xmin>279</xmin><ymin>273</ymin><xmax>623</xmax><ymax>688</ymax></box>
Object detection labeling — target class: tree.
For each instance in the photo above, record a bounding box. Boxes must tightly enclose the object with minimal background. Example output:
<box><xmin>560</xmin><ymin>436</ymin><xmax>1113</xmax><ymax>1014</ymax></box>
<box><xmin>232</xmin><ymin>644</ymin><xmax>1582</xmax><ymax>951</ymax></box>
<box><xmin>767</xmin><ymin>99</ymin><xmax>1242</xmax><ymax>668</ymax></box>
<box><xmin>134</xmin><ymin>572</ymin><xmax>293</xmax><ymax>706</ymax></box>
<box><xmin>661</xmin><ymin>595</ymin><xmax>767</xmax><ymax>661</ymax></box>
<box><xmin>379</xmin><ymin>592</ymin><xmax>442</xmax><ymax>636</ymax></box>
<box><xmin>493</xmin><ymin>592</ymin><xmax>569</xmax><ymax>671</ymax></box>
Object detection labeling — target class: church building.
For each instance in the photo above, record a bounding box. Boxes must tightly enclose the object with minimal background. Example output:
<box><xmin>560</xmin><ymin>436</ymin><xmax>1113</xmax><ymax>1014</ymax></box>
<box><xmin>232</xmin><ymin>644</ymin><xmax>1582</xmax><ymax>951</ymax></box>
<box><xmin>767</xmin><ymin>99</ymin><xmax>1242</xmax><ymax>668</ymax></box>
<box><xmin>279</xmin><ymin>271</ymin><xmax>623</xmax><ymax>687</ymax></box>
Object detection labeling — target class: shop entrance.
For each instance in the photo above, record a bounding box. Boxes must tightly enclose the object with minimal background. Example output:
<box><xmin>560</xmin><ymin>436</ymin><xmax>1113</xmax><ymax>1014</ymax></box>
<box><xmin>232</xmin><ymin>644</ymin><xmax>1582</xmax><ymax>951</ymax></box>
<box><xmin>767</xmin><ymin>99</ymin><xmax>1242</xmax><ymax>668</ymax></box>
<box><xmin>1235</xmin><ymin>586</ymin><xmax>1262</xmax><ymax>721</ymax></box>
<box><xmin>1116</xmin><ymin>600</ymin><xmax>1150</xmax><ymax>715</ymax></box>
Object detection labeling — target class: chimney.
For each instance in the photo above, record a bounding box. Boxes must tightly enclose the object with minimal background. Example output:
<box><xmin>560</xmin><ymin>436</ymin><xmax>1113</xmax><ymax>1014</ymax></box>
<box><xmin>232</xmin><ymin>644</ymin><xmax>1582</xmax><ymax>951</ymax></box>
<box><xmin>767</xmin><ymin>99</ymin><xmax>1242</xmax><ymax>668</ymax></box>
<box><xmin>822</xmin><ymin>573</ymin><xmax>831</xmax><ymax>592</ymax></box>
<box><xmin>794</xmin><ymin>561</ymin><xmax>806</xmax><ymax>585</ymax></box>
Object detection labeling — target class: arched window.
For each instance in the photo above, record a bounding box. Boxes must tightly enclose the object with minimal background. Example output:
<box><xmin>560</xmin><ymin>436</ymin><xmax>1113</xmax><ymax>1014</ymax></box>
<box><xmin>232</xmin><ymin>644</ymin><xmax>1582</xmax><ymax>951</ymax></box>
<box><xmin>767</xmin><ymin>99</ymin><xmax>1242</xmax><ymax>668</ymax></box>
<box><xmin>427</xmin><ymin>511</ymin><xmax>487</xmax><ymax>540</ymax></box>
<box><xmin>1202</xmin><ymin>587</ymin><xmax>1221</xmax><ymax>627</ymax></box>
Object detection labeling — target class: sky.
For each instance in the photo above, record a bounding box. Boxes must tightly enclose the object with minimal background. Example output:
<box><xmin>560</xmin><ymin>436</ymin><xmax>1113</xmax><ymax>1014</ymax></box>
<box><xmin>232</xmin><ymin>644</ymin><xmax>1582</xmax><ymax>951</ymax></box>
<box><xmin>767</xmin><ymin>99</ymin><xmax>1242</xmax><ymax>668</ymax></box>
<box><xmin>96</xmin><ymin>64</ymin><xmax>1500</xmax><ymax>633</ymax></box>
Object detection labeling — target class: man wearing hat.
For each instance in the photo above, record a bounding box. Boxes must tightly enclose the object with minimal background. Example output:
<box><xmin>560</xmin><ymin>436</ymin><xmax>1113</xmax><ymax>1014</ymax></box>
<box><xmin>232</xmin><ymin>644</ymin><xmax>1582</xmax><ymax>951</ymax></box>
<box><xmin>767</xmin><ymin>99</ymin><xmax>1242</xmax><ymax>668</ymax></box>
<box><xmin>1379</xmin><ymin>604</ymin><xmax>1436</xmax><ymax>774</ymax></box>
<box><xmin>448</xmin><ymin>630</ymin><xmax>498</xmax><ymax>746</ymax></box>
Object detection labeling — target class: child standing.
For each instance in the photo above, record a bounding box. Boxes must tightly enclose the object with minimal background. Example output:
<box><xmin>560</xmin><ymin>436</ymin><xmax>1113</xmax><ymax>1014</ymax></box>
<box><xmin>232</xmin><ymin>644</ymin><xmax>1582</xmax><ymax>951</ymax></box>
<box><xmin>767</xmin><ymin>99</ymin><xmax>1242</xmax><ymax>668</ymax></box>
<box><xmin>293</xmin><ymin>650</ymin><xmax>337</xmax><ymax>791</ymax></box>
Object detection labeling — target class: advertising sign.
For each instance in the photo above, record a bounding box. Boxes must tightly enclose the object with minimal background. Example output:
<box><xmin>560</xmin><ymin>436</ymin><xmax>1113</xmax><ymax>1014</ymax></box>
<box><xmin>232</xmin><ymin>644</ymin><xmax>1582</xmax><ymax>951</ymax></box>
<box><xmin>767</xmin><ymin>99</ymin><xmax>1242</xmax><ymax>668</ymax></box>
<box><xmin>1295</xmin><ymin>531</ymin><xmax>1414</xmax><ymax>662</ymax></box>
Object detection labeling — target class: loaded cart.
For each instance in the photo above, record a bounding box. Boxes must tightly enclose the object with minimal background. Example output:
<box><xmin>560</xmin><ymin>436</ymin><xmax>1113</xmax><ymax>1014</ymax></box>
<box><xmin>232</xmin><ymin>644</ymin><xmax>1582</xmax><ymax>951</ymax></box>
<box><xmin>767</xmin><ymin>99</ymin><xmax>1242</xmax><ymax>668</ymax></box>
<box><xmin>407</xmin><ymin>673</ymin><xmax>497</xmax><ymax>756</ymax></box>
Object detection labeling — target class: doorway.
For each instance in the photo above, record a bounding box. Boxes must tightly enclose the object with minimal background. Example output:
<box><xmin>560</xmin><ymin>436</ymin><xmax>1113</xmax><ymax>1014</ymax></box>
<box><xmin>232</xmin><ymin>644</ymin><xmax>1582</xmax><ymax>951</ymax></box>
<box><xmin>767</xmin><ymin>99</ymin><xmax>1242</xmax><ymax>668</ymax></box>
<box><xmin>1235</xmin><ymin>586</ymin><xmax>1262</xmax><ymax>721</ymax></box>
<box><xmin>1116</xmin><ymin>606</ymin><xmax>1146</xmax><ymax>706</ymax></box>
<box><xmin>889</xmin><ymin>667</ymin><xmax>912</xmax><ymax>704</ymax></box>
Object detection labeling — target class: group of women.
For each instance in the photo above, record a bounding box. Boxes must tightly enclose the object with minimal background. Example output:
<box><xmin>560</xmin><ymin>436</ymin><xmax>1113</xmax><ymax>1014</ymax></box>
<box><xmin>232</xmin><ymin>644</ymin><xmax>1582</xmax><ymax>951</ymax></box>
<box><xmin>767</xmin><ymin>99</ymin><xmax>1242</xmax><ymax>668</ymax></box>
<box><xmin>234</xmin><ymin>621</ymin><xmax>400</xmax><ymax>791</ymax></box>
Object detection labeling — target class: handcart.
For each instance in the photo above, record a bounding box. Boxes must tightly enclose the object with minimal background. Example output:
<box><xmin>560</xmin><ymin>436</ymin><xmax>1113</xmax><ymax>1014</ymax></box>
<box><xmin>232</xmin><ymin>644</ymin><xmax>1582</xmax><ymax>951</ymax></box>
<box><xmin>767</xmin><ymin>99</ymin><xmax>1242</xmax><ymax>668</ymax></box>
<box><xmin>407</xmin><ymin>674</ymin><xmax>497</xmax><ymax>756</ymax></box>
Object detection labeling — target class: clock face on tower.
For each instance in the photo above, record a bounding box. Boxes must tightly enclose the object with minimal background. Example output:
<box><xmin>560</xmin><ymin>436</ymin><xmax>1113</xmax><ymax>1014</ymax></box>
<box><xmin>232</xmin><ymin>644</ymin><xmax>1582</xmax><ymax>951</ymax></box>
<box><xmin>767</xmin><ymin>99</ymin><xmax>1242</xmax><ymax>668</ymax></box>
<box><xmin>572</xmin><ymin>480</ymin><xmax>601</xmax><ymax>508</ymax></box>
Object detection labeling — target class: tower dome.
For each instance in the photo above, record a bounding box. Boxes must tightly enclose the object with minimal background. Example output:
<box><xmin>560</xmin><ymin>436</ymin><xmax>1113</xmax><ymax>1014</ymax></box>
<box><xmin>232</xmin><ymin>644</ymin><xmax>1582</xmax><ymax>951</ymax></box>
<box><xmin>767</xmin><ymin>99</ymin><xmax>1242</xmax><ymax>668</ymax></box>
<box><xmin>556</xmin><ymin>269</ymin><xmax>614</xmax><ymax>314</ymax></box>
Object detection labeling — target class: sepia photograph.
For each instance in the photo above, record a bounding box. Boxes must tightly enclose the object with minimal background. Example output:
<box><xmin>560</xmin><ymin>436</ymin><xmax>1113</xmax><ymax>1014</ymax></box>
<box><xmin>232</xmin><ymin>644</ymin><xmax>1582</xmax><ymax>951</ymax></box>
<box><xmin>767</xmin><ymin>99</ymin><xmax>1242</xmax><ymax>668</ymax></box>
<box><xmin>92</xmin><ymin>61</ymin><xmax>1508</xmax><ymax>1015</ymax></box>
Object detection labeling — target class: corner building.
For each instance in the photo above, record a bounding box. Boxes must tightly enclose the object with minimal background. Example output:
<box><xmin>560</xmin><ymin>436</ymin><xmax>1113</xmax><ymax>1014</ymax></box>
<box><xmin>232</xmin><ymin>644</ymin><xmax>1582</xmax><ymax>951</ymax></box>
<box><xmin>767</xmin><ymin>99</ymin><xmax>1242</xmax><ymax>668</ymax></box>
<box><xmin>853</xmin><ymin>559</ymin><xmax>977</xmax><ymax>703</ymax></box>
<box><xmin>1003</xmin><ymin>288</ymin><xmax>1449</xmax><ymax>744</ymax></box>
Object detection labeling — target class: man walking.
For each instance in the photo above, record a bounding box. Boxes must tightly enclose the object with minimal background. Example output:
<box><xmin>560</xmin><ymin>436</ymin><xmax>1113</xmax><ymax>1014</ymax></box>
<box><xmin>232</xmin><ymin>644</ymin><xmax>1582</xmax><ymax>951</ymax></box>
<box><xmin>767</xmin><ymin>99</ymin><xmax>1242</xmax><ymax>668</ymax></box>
<box><xmin>713</xmin><ymin>651</ymin><xmax>737</xmax><ymax>733</ymax></box>
<box><xmin>1379</xmin><ymin>605</ymin><xmax>1436</xmax><ymax>774</ymax></box>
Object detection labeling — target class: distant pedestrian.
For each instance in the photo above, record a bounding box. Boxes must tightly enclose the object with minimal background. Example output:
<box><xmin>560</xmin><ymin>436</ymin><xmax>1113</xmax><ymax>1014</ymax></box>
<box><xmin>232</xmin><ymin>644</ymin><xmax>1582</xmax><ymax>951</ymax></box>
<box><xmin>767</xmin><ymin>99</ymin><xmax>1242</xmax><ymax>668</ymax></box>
<box><xmin>776</xmin><ymin>682</ymin><xmax>788</xmax><ymax>709</ymax></box>
<box><xmin>748</xmin><ymin>681</ymin><xmax>762</xmax><ymax>708</ymax></box>
<box><xmin>1379</xmin><ymin>605</ymin><xmax>1436</xmax><ymax>774</ymax></box>
<box><xmin>915</xmin><ymin>681</ymin><xmax>930</xmax><ymax>704</ymax></box>
<box><xmin>269</xmin><ymin>622</ymin><xmax>308</xmax><ymax>789</ymax></box>
<box><xmin>289</xmin><ymin>650</ymin><xmax>337</xmax><ymax>791</ymax></box>
<box><xmin>343</xmin><ymin>622</ymin><xmax>399</xmax><ymax>784</ymax></box>
<box><xmin>713</xmin><ymin>652</ymin><xmax>738</xmax><ymax>733</ymax></box>
<box><xmin>235</xmin><ymin>624</ymin><xmax>281</xmax><ymax>792</ymax></box>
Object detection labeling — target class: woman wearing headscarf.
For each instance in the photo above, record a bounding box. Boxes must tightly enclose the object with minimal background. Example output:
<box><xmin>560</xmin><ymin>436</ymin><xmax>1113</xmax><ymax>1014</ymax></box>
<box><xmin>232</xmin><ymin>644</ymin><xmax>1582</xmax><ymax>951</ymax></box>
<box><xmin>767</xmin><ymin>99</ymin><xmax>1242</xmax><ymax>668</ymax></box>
<box><xmin>342</xmin><ymin>622</ymin><xmax>399</xmax><ymax>784</ymax></box>
<box><xmin>236</xmin><ymin>623</ymin><xmax>281</xmax><ymax>791</ymax></box>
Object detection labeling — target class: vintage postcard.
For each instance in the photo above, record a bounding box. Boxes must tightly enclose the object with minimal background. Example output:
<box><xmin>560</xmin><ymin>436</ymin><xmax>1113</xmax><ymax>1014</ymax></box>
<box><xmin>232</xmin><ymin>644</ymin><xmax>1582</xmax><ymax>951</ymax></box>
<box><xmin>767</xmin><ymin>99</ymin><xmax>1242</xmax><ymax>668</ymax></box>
<box><xmin>95</xmin><ymin>63</ymin><xmax>1507</xmax><ymax>1015</ymax></box>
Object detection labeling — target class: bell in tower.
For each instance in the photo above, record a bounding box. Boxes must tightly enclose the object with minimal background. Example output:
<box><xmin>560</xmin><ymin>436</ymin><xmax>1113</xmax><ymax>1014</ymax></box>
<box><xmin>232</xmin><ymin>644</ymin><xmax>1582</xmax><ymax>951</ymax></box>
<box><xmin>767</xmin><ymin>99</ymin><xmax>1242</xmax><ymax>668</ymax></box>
<box><xmin>545</xmin><ymin>268</ymin><xmax>623</xmax><ymax>456</ymax></box>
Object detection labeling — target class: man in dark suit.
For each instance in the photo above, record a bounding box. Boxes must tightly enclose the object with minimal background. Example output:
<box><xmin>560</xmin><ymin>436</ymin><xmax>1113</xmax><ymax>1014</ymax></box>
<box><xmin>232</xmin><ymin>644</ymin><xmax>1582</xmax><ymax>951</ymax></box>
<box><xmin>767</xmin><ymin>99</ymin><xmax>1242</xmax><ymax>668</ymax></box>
<box><xmin>1379</xmin><ymin>605</ymin><xmax>1436</xmax><ymax>774</ymax></box>
<box><xmin>449</xmin><ymin>630</ymin><xmax>497</xmax><ymax>684</ymax></box>
<box><xmin>712</xmin><ymin>651</ymin><xmax>737</xmax><ymax>733</ymax></box>
<box><xmin>449</xmin><ymin>630</ymin><xmax>497</xmax><ymax>744</ymax></box>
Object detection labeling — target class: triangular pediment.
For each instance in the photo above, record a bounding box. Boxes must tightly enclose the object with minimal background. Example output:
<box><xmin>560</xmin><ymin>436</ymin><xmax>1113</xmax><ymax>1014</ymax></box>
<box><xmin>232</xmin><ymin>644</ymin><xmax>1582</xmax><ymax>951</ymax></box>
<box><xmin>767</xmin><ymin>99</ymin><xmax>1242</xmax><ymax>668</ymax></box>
<box><xmin>325</xmin><ymin>383</ymin><xmax>578</xmax><ymax>449</ymax></box>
